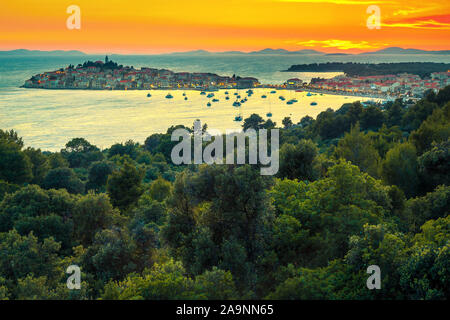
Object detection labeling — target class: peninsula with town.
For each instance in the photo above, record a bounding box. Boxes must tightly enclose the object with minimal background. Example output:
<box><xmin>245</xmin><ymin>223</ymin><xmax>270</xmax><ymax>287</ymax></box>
<box><xmin>22</xmin><ymin>56</ymin><xmax>259</xmax><ymax>91</ymax></box>
<box><xmin>21</xmin><ymin>57</ymin><xmax>450</xmax><ymax>101</ymax></box>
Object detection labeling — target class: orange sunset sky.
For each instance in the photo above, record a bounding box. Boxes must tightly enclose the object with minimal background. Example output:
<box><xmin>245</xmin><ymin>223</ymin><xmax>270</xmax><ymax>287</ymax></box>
<box><xmin>0</xmin><ymin>0</ymin><xmax>449</xmax><ymax>54</ymax></box>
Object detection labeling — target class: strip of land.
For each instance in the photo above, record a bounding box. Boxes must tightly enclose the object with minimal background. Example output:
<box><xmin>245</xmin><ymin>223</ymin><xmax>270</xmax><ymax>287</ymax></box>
<box><xmin>284</xmin><ymin>62</ymin><xmax>450</xmax><ymax>78</ymax></box>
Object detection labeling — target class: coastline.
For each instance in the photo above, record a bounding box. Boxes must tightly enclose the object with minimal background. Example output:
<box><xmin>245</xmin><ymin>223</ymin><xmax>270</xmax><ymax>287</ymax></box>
<box><xmin>299</xmin><ymin>87</ymin><xmax>390</xmax><ymax>100</ymax></box>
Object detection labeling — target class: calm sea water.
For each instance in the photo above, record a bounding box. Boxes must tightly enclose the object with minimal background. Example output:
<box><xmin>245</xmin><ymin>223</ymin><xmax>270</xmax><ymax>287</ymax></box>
<box><xmin>1</xmin><ymin>54</ymin><xmax>449</xmax><ymax>151</ymax></box>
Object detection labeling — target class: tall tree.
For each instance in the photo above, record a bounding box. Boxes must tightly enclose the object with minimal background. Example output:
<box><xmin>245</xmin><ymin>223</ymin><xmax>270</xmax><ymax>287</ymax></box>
<box><xmin>382</xmin><ymin>142</ymin><xmax>419</xmax><ymax>198</ymax></box>
<box><xmin>278</xmin><ymin>140</ymin><xmax>318</xmax><ymax>181</ymax></box>
<box><xmin>0</xmin><ymin>137</ymin><xmax>32</xmax><ymax>184</ymax></box>
<box><xmin>334</xmin><ymin>123</ymin><xmax>381</xmax><ymax>178</ymax></box>
<box><xmin>106</xmin><ymin>158</ymin><xmax>145</xmax><ymax>212</ymax></box>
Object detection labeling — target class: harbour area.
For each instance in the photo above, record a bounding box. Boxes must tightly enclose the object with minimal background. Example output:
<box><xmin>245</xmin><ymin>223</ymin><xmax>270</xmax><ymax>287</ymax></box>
<box><xmin>21</xmin><ymin>57</ymin><xmax>449</xmax><ymax>103</ymax></box>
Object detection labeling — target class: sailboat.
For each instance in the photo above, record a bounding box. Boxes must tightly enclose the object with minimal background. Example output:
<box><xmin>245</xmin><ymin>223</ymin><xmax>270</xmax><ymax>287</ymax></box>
<box><xmin>234</xmin><ymin>85</ymin><xmax>243</xmax><ymax>121</ymax></box>
<box><xmin>232</xmin><ymin>86</ymin><xmax>241</xmax><ymax>106</ymax></box>
<box><xmin>266</xmin><ymin>93</ymin><xmax>272</xmax><ymax>117</ymax></box>
<box><xmin>234</xmin><ymin>99</ymin><xmax>243</xmax><ymax>121</ymax></box>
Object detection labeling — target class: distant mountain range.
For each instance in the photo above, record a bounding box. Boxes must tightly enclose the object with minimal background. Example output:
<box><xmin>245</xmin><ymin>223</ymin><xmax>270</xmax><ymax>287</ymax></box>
<box><xmin>360</xmin><ymin>47</ymin><xmax>450</xmax><ymax>55</ymax></box>
<box><xmin>168</xmin><ymin>48</ymin><xmax>323</xmax><ymax>55</ymax></box>
<box><xmin>1</xmin><ymin>47</ymin><xmax>449</xmax><ymax>56</ymax></box>
<box><xmin>249</xmin><ymin>48</ymin><xmax>323</xmax><ymax>54</ymax></box>
<box><xmin>0</xmin><ymin>49</ymin><xmax>86</xmax><ymax>56</ymax></box>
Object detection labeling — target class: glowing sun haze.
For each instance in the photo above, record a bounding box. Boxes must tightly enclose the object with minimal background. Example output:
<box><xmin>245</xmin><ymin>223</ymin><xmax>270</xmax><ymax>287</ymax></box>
<box><xmin>1</xmin><ymin>0</ymin><xmax>449</xmax><ymax>54</ymax></box>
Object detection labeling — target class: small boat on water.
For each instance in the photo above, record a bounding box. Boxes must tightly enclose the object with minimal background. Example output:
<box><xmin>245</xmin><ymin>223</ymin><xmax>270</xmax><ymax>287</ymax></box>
<box><xmin>166</xmin><ymin>93</ymin><xmax>173</xmax><ymax>99</ymax></box>
<box><xmin>237</xmin><ymin>95</ymin><xmax>241</xmax><ymax>99</ymax></box>
<box><xmin>261</xmin><ymin>95</ymin><xmax>267</xmax><ymax>98</ymax></box>
<box><xmin>287</xmin><ymin>100</ymin><xmax>294</xmax><ymax>105</ymax></box>
<box><xmin>266</xmin><ymin>112</ymin><xmax>272</xmax><ymax>117</ymax></box>
<box><xmin>225</xmin><ymin>96</ymin><xmax>230</xmax><ymax>100</ymax></box>
<box><xmin>225</xmin><ymin>91</ymin><xmax>229</xmax><ymax>94</ymax></box>
<box><xmin>270</xmin><ymin>90</ymin><xmax>276</xmax><ymax>94</ymax></box>
<box><xmin>306</xmin><ymin>92</ymin><xmax>312</xmax><ymax>96</ymax></box>
<box><xmin>234</xmin><ymin>92</ymin><xmax>238</xmax><ymax>96</ymax></box>
<box><xmin>233</xmin><ymin>101</ymin><xmax>241</xmax><ymax>107</ymax></box>
<box><xmin>279</xmin><ymin>96</ymin><xmax>285</xmax><ymax>100</ymax></box>
<box><xmin>234</xmin><ymin>115</ymin><xmax>243</xmax><ymax>122</ymax></box>
<box><xmin>207</xmin><ymin>93</ymin><xmax>214</xmax><ymax>98</ymax></box>
<box><xmin>310</xmin><ymin>102</ymin><xmax>317</xmax><ymax>106</ymax></box>
<box><xmin>182</xmin><ymin>93</ymin><xmax>186</xmax><ymax>96</ymax></box>
<box><xmin>212</xmin><ymin>98</ymin><xmax>219</xmax><ymax>102</ymax></box>
<box><xmin>207</xmin><ymin>102</ymin><xmax>212</xmax><ymax>107</ymax></box>
<box><xmin>147</xmin><ymin>93</ymin><xmax>152</xmax><ymax>97</ymax></box>
<box><xmin>184</xmin><ymin>97</ymin><xmax>188</xmax><ymax>100</ymax></box>
<box><xmin>200</xmin><ymin>91</ymin><xmax>206</xmax><ymax>95</ymax></box>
